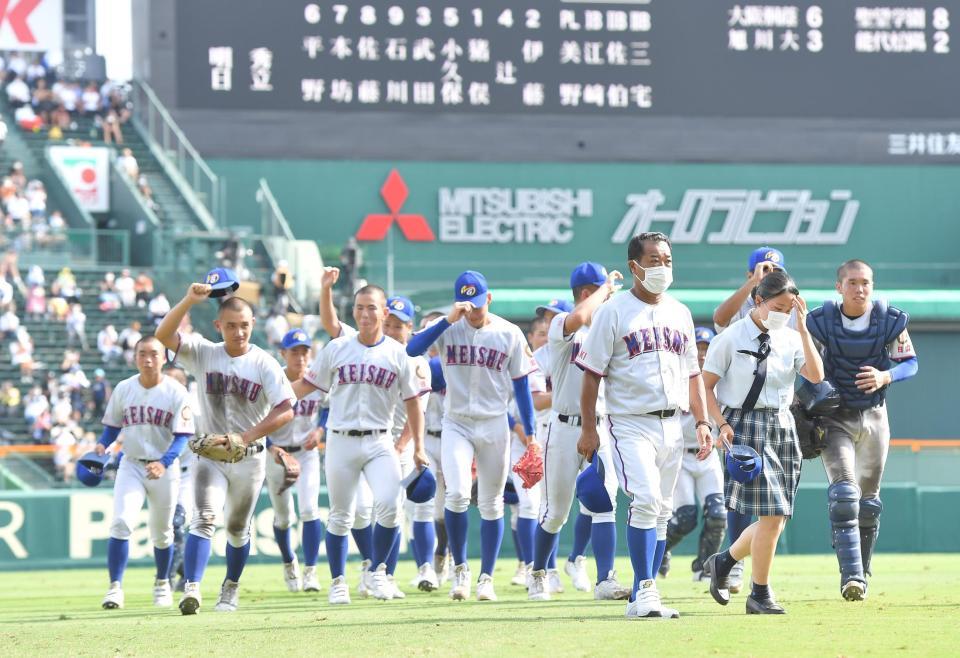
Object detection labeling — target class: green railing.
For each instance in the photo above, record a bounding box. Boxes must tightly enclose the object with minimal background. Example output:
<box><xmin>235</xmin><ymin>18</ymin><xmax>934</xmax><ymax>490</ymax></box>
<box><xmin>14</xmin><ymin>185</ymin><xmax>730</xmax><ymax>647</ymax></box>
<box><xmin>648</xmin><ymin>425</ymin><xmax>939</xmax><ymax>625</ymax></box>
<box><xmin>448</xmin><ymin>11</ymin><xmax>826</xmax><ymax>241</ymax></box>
<box><xmin>10</xmin><ymin>229</ymin><xmax>130</xmax><ymax>267</ymax></box>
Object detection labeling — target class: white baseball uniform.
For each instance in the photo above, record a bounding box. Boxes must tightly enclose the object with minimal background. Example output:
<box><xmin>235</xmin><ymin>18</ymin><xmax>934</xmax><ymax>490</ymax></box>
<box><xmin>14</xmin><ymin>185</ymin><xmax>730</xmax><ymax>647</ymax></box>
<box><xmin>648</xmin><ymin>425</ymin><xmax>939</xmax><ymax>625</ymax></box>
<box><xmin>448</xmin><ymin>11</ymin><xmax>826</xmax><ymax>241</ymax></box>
<box><xmin>576</xmin><ymin>292</ymin><xmax>699</xmax><ymax>535</ymax></box>
<box><xmin>174</xmin><ymin>332</ymin><xmax>296</xmax><ymax>547</ymax></box>
<box><xmin>305</xmin><ymin>333</ymin><xmax>424</xmax><ymax>537</ymax></box>
<box><xmin>539</xmin><ymin>312</ymin><xmax>618</xmax><ymax>534</ymax></box>
<box><xmin>176</xmin><ymin>381</ymin><xmax>201</xmax><ymax>527</ymax></box>
<box><xmin>394</xmin><ymin>354</ymin><xmax>432</xmax><ymax>526</ymax></box>
<box><xmin>265</xmin><ymin>387</ymin><xmax>324</xmax><ymax>530</ymax></box>
<box><xmin>674</xmin><ymin>412</ymin><xmax>723</xmax><ymax>510</ymax></box>
<box><xmin>424</xmin><ymin>362</ymin><xmax>446</xmax><ymax>521</ymax></box>
<box><xmin>103</xmin><ymin>375</ymin><xmax>194</xmax><ymax>548</ymax></box>
<box><xmin>429</xmin><ymin>314</ymin><xmax>537</xmax><ymax>520</ymax></box>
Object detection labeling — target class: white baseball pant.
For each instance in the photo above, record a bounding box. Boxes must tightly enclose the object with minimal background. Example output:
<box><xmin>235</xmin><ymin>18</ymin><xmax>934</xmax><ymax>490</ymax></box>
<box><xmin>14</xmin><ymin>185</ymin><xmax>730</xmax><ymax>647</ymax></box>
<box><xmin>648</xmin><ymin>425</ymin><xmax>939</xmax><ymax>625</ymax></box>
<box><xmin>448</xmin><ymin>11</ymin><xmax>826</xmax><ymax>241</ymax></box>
<box><xmin>607</xmin><ymin>414</ymin><xmax>683</xmax><ymax>538</ymax></box>
<box><xmin>425</xmin><ymin>433</ymin><xmax>445</xmax><ymax>521</ymax></box>
<box><xmin>110</xmin><ymin>456</ymin><xmax>180</xmax><ymax>548</ymax></box>
<box><xmin>442</xmin><ymin>413</ymin><xmax>509</xmax><ymax>521</ymax></box>
<box><xmin>540</xmin><ymin>412</ymin><xmax>617</xmax><ymax>534</ymax></box>
<box><xmin>510</xmin><ymin>435</ymin><xmax>541</xmax><ymax>520</ymax></box>
<box><xmin>398</xmin><ymin>440</ymin><xmax>434</xmax><ymax>524</ymax></box>
<box><xmin>190</xmin><ymin>452</ymin><xmax>266</xmax><ymax>547</ymax></box>
<box><xmin>325</xmin><ymin>430</ymin><xmax>402</xmax><ymax>536</ymax></box>
<box><xmin>674</xmin><ymin>450</ymin><xmax>724</xmax><ymax>509</ymax></box>
<box><xmin>354</xmin><ymin>474</ymin><xmax>373</xmax><ymax>530</ymax></box>
<box><xmin>176</xmin><ymin>462</ymin><xmax>194</xmax><ymax>526</ymax></box>
<box><xmin>265</xmin><ymin>448</ymin><xmax>322</xmax><ymax>529</ymax></box>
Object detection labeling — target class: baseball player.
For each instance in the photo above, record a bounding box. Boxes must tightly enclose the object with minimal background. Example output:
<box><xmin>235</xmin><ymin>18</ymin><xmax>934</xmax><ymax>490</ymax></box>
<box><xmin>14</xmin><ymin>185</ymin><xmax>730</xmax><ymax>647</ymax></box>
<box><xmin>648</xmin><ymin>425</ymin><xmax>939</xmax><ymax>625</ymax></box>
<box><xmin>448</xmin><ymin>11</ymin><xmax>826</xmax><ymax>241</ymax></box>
<box><xmin>163</xmin><ymin>363</ymin><xmax>197</xmax><ymax>593</ymax></box>
<box><xmin>99</xmin><ymin>336</ymin><xmax>194</xmax><ymax>610</ymax></box>
<box><xmin>292</xmin><ymin>284</ymin><xmax>428</xmax><ymax>604</ymax></box>
<box><xmin>528</xmin><ymin>262</ymin><xmax>630</xmax><ymax>602</ymax></box>
<box><xmin>712</xmin><ymin>246</ymin><xmax>796</xmax><ymax>593</ymax></box>
<box><xmin>407</xmin><ymin>270</ymin><xmax>539</xmax><ymax>602</ymax></box>
<box><xmin>156</xmin><ymin>283</ymin><xmax>296</xmax><ymax>615</ymax></box>
<box><xmin>658</xmin><ymin>327</ymin><xmax>726</xmax><ymax>582</ymax></box>
<box><xmin>807</xmin><ymin>259</ymin><xmax>917</xmax><ymax>600</ymax></box>
<box><xmin>576</xmin><ymin>232</ymin><xmax>713</xmax><ymax>619</ymax></box>
<box><xmin>265</xmin><ymin>329</ymin><xmax>325</xmax><ymax>594</ymax></box>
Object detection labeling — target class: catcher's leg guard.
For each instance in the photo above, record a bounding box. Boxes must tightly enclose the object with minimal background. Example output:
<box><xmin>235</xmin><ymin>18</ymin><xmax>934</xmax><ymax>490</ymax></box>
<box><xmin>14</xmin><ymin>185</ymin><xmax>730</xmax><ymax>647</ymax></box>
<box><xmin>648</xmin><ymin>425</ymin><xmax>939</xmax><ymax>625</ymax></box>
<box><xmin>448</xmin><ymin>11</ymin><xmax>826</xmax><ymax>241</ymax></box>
<box><xmin>664</xmin><ymin>505</ymin><xmax>698</xmax><ymax>552</ymax></box>
<box><xmin>828</xmin><ymin>481</ymin><xmax>866</xmax><ymax>587</ymax></box>
<box><xmin>859</xmin><ymin>497</ymin><xmax>883</xmax><ymax>576</ymax></box>
<box><xmin>694</xmin><ymin>494</ymin><xmax>726</xmax><ymax>573</ymax></box>
<box><xmin>172</xmin><ymin>503</ymin><xmax>186</xmax><ymax>578</ymax></box>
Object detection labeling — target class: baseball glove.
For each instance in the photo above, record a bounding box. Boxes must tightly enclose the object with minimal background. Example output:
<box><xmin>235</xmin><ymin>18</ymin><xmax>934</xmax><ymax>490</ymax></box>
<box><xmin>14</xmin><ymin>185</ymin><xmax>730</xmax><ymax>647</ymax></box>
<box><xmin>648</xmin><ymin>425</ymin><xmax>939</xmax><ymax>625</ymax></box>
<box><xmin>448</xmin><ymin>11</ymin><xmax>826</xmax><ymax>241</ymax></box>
<box><xmin>791</xmin><ymin>404</ymin><xmax>827</xmax><ymax>460</ymax></box>
<box><xmin>275</xmin><ymin>449</ymin><xmax>301</xmax><ymax>493</ymax></box>
<box><xmin>189</xmin><ymin>433</ymin><xmax>246</xmax><ymax>463</ymax></box>
<box><xmin>512</xmin><ymin>445</ymin><xmax>544</xmax><ymax>489</ymax></box>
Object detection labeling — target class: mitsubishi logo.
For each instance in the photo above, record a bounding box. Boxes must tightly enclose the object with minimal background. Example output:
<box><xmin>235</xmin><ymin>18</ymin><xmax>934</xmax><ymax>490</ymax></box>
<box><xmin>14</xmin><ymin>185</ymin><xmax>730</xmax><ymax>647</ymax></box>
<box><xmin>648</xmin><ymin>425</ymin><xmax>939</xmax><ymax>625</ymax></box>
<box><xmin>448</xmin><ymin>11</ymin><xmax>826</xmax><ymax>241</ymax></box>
<box><xmin>356</xmin><ymin>169</ymin><xmax>435</xmax><ymax>242</ymax></box>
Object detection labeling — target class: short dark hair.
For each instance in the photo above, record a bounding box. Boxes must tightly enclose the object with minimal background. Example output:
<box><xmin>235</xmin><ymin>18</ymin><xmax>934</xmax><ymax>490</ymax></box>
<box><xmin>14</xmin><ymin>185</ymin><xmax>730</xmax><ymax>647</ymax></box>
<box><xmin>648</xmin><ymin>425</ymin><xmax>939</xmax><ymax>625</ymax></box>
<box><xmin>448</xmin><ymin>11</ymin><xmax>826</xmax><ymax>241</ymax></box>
<box><xmin>354</xmin><ymin>284</ymin><xmax>386</xmax><ymax>302</ymax></box>
<box><xmin>837</xmin><ymin>259</ymin><xmax>872</xmax><ymax>282</ymax></box>
<box><xmin>572</xmin><ymin>284</ymin><xmax>596</xmax><ymax>301</ymax></box>
<box><xmin>134</xmin><ymin>334</ymin><xmax>163</xmax><ymax>352</ymax></box>
<box><xmin>218</xmin><ymin>296</ymin><xmax>254</xmax><ymax>317</ymax></box>
<box><xmin>529</xmin><ymin>317</ymin><xmax>548</xmax><ymax>333</ymax></box>
<box><xmin>753</xmin><ymin>269</ymin><xmax>799</xmax><ymax>302</ymax></box>
<box><xmin>627</xmin><ymin>232</ymin><xmax>671</xmax><ymax>262</ymax></box>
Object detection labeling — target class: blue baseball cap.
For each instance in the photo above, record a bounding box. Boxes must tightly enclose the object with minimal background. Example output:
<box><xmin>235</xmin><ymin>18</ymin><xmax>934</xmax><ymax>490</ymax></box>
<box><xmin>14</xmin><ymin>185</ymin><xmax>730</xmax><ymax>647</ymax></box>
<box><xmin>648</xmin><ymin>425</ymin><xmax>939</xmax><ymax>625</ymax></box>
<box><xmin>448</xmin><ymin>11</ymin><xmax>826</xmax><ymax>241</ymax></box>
<box><xmin>747</xmin><ymin>247</ymin><xmax>786</xmax><ymax>273</ymax></box>
<box><xmin>76</xmin><ymin>451</ymin><xmax>110</xmax><ymax>487</ymax></box>
<box><xmin>280</xmin><ymin>329</ymin><xmax>311</xmax><ymax>350</ymax></box>
<box><xmin>576</xmin><ymin>452</ymin><xmax>614</xmax><ymax>514</ymax></box>
<box><xmin>203</xmin><ymin>267</ymin><xmax>239</xmax><ymax>298</ymax></box>
<box><xmin>402</xmin><ymin>466</ymin><xmax>437</xmax><ymax>503</ymax></box>
<box><xmin>536</xmin><ymin>298</ymin><xmax>574</xmax><ymax>317</ymax></box>
<box><xmin>570</xmin><ymin>261</ymin><xmax>608</xmax><ymax>289</ymax></box>
<box><xmin>454</xmin><ymin>270</ymin><xmax>489</xmax><ymax>306</ymax></box>
<box><xmin>694</xmin><ymin>327</ymin><xmax>716</xmax><ymax>344</ymax></box>
<box><xmin>387</xmin><ymin>296</ymin><xmax>415</xmax><ymax>323</ymax></box>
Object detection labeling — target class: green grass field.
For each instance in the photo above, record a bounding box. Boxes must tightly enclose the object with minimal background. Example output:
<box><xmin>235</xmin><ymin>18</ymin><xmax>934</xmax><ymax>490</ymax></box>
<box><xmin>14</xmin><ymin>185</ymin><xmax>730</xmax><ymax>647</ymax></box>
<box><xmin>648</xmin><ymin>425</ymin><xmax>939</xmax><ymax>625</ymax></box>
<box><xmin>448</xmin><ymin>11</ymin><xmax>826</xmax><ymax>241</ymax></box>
<box><xmin>3</xmin><ymin>554</ymin><xmax>958</xmax><ymax>657</ymax></box>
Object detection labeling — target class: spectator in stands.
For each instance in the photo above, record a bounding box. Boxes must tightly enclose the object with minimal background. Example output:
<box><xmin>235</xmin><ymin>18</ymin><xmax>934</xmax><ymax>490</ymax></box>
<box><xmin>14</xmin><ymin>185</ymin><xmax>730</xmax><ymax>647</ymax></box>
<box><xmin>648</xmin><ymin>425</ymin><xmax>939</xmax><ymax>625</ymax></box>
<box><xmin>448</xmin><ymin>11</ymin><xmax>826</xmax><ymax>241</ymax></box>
<box><xmin>61</xmin><ymin>364</ymin><xmax>89</xmax><ymax>420</ymax></box>
<box><xmin>5</xmin><ymin>191</ymin><xmax>29</xmax><ymax>226</ymax></box>
<box><xmin>117</xmin><ymin>148</ymin><xmax>138</xmax><ymax>180</ymax></box>
<box><xmin>80</xmin><ymin>82</ymin><xmax>100</xmax><ymax>116</ymax></box>
<box><xmin>31</xmin><ymin>407</ymin><xmax>51</xmax><ymax>443</ymax></box>
<box><xmin>0</xmin><ymin>381</ymin><xmax>20</xmax><ymax>417</ymax></box>
<box><xmin>0</xmin><ymin>247</ymin><xmax>24</xmax><ymax>293</ymax></box>
<box><xmin>0</xmin><ymin>303</ymin><xmax>20</xmax><ymax>337</ymax></box>
<box><xmin>118</xmin><ymin>320</ymin><xmax>142</xmax><ymax>366</ymax></box>
<box><xmin>14</xmin><ymin>103</ymin><xmax>42</xmax><ymax>131</ymax></box>
<box><xmin>98</xmin><ymin>285</ymin><xmax>121</xmax><ymax>312</ymax></box>
<box><xmin>102</xmin><ymin>107</ymin><xmax>123</xmax><ymax>144</ymax></box>
<box><xmin>148</xmin><ymin>291</ymin><xmax>170</xmax><ymax>326</ymax></box>
<box><xmin>137</xmin><ymin>174</ymin><xmax>159</xmax><ymax>212</ymax></box>
<box><xmin>26</xmin><ymin>180</ymin><xmax>46</xmax><ymax>219</ymax></box>
<box><xmin>23</xmin><ymin>385</ymin><xmax>49</xmax><ymax>426</ymax></box>
<box><xmin>25</xmin><ymin>283</ymin><xmax>46</xmax><ymax>319</ymax></box>
<box><xmin>134</xmin><ymin>270</ymin><xmax>154</xmax><ymax>307</ymax></box>
<box><xmin>5</xmin><ymin>74</ymin><xmax>30</xmax><ymax>108</ymax></box>
<box><xmin>52</xmin><ymin>80</ymin><xmax>79</xmax><ymax>114</ymax></box>
<box><xmin>25</xmin><ymin>265</ymin><xmax>43</xmax><ymax>288</ymax></box>
<box><xmin>10</xmin><ymin>327</ymin><xmax>35</xmax><ymax>382</ymax></box>
<box><xmin>48</xmin><ymin>210</ymin><xmax>66</xmax><ymax>241</ymax></box>
<box><xmin>115</xmin><ymin>268</ymin><xmax>135</xmax><ymax>307</ymax></box>
<box><xmin>0</xmin><ymin>276</ymin><xmax>12</xmax><ymax>310</ymax></box>
<box><xmin>66</xmin><ymin>303</ymin><xmax>88</xmax><ymax>350</ymax></box>
<box><xmin>5</xmin><ymin>52</ymin><xmax>26</xmax><ymax>80</ymax></box>
<box><xmin>51</xmin><ymin>422</ymin><xmax>78</xmax><ymax>483</ymax></box>
<box><xmin>97</xmin><ymin>323</ymin><xmax>122</xmax><ymax>364</ymax></box>
<box><xmin>50</xmin><ymin>103</ymin><xmax>70</xmax><ymax>130</ymax></box>
<box><xmin>53</xmin><ymin>267</ymin><xmax>79</xmax><ymax>303</ymax></box>
<box><xmin>0</xmin><ymin>116</ymin><xmax>6</xmax><ymax>148</ymax></box>
<box><xmin>9</xmin><ymin>162</ymin><xmax>26</xmax><ymax>192</ymax></box>
<box><xmin>32</xmin><ymin>78</ymin><xmax>56</xmax><ymax>124</ymax></box>
<box><xmin>91</xmin><ymin>368</ymin><xmax>111</xmax><ymax>418</ymax></box>
<box><xmin>44</xmin><ymin>370</ymin><xmax>60</xmax><ymax>401</ymax></box>
<box><xmin>272</xmin><ymin>259</ymin><xmax>294</xmax><ymax>309</ymax></box>
<box><xmin>25</xmin><ymin>56</ymin><xmax>46</xmax><ymax>84</ymax></box>
<box><xmin>48</xmin><ymin>292</ymin><xmax>69</xmax><ymax>321</ymax></box>
<box><xmin>264</xmin><ymin>309</ymin><xmax>289</xmax><ymax>348</ymax></box>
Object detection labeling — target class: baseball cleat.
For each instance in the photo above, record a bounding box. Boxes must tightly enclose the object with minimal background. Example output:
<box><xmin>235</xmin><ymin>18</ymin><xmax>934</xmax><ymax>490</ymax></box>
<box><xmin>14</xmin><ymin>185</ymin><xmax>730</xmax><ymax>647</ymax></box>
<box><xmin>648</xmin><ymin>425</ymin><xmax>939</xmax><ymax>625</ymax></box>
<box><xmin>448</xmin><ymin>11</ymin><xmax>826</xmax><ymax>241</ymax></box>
<box><xmin>511</xmin><ymin>560</ymin><xmax>528</xmax><ymax>586</ymax></box>
<box><xmin>417</xmin><ymin>563</ymin><xmax>440</xmax><ymax>592</ymax></box>
<box><xmin>476</xmin><ymin>573</ymin><xmax>497</xmax><ymax>601</ymax></box>
<box><xmin>357</xmin><ymin>559</ymin><xmax>372</xmax><ymax>598</ymax></box>
<box><xmin>691</xmin><ymin>570</ymin><xmax>707</xmax><ymax>582</ymax></box>
<box><xmin>179</xmin><ymin>581</ymin><xmax>201</xmax><ymax>615</ymax></box>
<box><xmin>624</xmin><ymin>580</ymin><xmax>662</xmax><ymax>619</ymax></box>
<box><xmin>842</xmin><ymin>579</ymin><xmax>867</xmax><ymax>602</ymax></box>
<box><xmin>527</xmin><ymin>569</ymin><xmax>550</xmax><ymax>602</ymax></box>
<box><xmin>594</xmin><ymin>571</ymin><xmax>631</xmax><ymax>600</ymax></box>
<box><xmin>283</xmin><ymin>558</ymin><xmax>302</xmax><ymax>593</ymax></box>
<box><xmin>387</xmin><ymin>575</ymin><xmax>406</xmax><ymax>599</ymax></box>
<box><xmin>449</xmin><ymin>564</ymin><xmax>471</xmax><ymax>601</ymax></box>
<box><xmin>302</xmin><ymin>566</ymin><xmax>321</xmax><ymax>593</ymax></box>
<box><xmin>153</xmin><ymin>579</ymin><xmax>173</xmax><ymax>608</ymax></box>
<box><xmin>659</xmin><ymin>603</ymin><xmax>681</xmax><ymax>619</ymax></box>
<box><xmin>214</xmin><ymin>579</ymin><xmax>240</xmax><ymax>612</ymax></box>
<box><xmin>546</xmin><ymin>568</ymin><xmax>564</xmax><ymax>594</ymax></box>
<box><xmin>565</xmin><ymin>556</ymin><xmax>591</xmax><ymax>592</ymax></box>
<box><xmin>704</xmin><ymin>554</ymin><xmax>730</xmax><ymax>606</ymax></box>
<box><xmin>328</xmin><ymin>576</ymin><xmax>351</xmax><ymax>605</ymax></box>
<box><xmin>435</xmin><ymin>553</ymin><xmax>451</xmax><ymax>586</ymax></box>
<box><xmin>746</xmin><ymin>594</ymin><xmax>786</xmax><ymax>614</ymax></box>
<box><xmin>370</xmin><ymin>563</ymin><xmax>393</xmax><ymax>601</ymax></box>
<box><xmin>102</xmin><ymin>581</ymin><xmax>124</xmax><ymax>610</ymax></box>
<box><xmin>728</xmin><ymin>560</ymin><xmax>745</xmax><ymax>594</ymax></box>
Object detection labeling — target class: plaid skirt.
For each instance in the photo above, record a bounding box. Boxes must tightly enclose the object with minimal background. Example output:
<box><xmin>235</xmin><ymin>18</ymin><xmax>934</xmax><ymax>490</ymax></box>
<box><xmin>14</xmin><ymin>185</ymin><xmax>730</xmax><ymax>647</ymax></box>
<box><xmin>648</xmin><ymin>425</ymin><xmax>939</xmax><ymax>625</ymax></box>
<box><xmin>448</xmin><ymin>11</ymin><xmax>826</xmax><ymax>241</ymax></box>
<box><xmin>724</xmin><ymin>408</ymin><xmax>802</xmax><ymax>517</ymax></box>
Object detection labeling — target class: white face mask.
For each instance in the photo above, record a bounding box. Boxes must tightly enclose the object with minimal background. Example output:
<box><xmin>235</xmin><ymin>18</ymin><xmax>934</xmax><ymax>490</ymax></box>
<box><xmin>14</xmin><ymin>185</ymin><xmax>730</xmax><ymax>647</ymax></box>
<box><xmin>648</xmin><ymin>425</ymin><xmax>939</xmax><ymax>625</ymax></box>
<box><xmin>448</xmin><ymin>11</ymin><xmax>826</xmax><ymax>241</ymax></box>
<box><xmin>633</xmin><ymin>262</ymin><xmax>673</xmax><ymax>294</ymax></box>
<box><xmin>764</xmin><ymin>310</ymin><xmax>790</xmax><ymax>332</ymax></box>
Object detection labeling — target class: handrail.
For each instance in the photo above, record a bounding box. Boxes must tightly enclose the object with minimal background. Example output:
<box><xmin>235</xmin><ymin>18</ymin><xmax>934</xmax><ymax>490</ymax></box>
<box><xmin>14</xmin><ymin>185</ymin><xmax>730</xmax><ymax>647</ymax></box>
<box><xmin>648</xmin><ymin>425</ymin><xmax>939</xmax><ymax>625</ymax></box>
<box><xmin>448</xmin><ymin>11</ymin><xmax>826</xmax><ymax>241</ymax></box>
<box><xmin>130</xmin><ymin>79</ymin><xmax>222</xmax><ymax>229</ymax></box>
<box><xmin>257</xmin><ymin>178</ymin><xmax>295</xmax><ymax>241</ymax></box>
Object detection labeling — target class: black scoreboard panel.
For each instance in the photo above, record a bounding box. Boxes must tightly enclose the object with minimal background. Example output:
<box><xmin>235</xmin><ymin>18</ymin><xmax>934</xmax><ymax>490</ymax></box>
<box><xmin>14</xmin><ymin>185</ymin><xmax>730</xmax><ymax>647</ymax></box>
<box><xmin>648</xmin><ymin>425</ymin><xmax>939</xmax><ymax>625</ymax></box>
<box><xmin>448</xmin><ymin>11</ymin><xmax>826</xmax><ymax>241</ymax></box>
<box><xmin>175</xmin><ymin>0</ymin><xmax>960</xmax><ymax>119</ymax></box>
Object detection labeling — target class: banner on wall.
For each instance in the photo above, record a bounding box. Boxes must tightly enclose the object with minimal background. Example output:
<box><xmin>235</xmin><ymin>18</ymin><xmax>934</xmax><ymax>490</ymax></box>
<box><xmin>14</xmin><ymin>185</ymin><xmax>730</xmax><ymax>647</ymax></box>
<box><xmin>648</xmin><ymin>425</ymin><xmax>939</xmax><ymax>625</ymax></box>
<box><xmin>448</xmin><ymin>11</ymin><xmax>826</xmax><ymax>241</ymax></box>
<box><xmin>48</xmin><ymin>146</ymin><xmax>111</xmax><ymax>212</ymax></box>
<box><xmin>0</xmin><ymin>0</ymin><xmax>62</xmax><ymax>52</ymax></box>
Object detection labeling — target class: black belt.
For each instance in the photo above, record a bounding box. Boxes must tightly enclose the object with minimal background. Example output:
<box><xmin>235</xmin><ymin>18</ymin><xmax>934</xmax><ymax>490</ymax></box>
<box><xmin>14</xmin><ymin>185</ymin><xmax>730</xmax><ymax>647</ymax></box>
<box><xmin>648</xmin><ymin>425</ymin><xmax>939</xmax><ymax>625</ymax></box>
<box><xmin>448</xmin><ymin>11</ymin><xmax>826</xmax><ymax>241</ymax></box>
<box><xmin>427</xmin><ymin>430</ymin><xmax>442</xmax><ymax>438</ymax></box>
<box><xmin>646</xmin><ymin>409</ymin><xmax>678</xmax><ymax>419</ymax></box>
<box><xmin>557</xmin><ymin>414</ymin><xmax>601</xmax><ymax>427</ymax></box>
<box><xmin>686</xmin><ymin>448</ymin><xmax>700</xmax><ymax>455</ymax></box>
<box><xmin>332</xmin><ymin>429</ymin><xmax>387</xmax><ymax>437</ymax></box>
<box><xmin>279</xmin><ymin>445</ymin><xmax>302</xmax><ymax>453</ymax></box>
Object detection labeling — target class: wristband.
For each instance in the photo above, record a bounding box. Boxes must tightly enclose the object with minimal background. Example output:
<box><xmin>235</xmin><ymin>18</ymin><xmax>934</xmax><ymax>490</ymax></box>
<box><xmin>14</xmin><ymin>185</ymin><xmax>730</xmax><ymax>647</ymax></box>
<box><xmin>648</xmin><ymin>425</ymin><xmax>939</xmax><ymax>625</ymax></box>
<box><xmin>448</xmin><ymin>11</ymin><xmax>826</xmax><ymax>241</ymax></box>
<box><xmin>719</xmin><ymin>422</ymin><xmax>732</xmax><ymax>431</ymax></box>
<box><xmin>696</xmin><ymin>420</ymin><xmax>712</xmax><ymax>431</ymax></box>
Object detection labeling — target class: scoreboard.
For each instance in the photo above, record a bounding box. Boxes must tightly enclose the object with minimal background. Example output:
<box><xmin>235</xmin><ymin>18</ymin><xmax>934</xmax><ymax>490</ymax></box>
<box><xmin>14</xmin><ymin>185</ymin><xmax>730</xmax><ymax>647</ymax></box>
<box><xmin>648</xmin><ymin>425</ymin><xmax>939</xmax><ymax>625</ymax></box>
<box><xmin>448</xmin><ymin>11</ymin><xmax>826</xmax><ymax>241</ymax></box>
<box><xmin>175</xmin><ymin>0</ymin><xmax>960</xmax><ymax>119</ymax></box>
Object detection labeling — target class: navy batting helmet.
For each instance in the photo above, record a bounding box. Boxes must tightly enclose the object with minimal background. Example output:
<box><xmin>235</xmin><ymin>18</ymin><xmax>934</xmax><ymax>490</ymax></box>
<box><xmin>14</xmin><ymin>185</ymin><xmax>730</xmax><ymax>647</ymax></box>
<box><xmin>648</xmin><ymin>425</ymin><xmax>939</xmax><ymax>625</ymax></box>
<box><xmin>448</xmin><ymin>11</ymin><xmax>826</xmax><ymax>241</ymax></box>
<box><xmin>76</xmin><ymin>451</ymin><xmax>111</xmax><ymax>487</ymax></box>
<box><xmin>726</xmin><ymin>445</ymin><xmax>762</xmax><ymax>484</ymax></box>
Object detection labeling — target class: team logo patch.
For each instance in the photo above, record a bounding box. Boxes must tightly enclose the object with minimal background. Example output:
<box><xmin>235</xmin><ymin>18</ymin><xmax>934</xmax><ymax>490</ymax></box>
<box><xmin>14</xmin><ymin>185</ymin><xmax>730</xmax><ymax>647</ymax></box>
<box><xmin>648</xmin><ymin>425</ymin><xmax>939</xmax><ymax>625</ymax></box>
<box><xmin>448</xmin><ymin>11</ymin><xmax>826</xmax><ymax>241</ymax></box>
<box><xmin>416</xmin><ymin>364</ymin><xmax>427</xmax><ymax>380</ymax></box>
<box><xmin>524</xmin><ymin>344</ymin><xmax>533</xmax><ymax>358</ymax></box>
<box><xmin>295</xmin><ymin>331</ymin><xmax>307</xmax><ymax>341</ymax></box>
<box><xmin>181</xmin><ymin>407</ymin><xmax>192</xmax><ymax>421</ymax></box>
<box><xmin>206</xmin><ymin>272</ymin><xmax>220</xmax><ymax>284</ymax></box>
<box><xmin>765</xmin><ymin>250</ymin><xmax>781</xmax><ymax>263</ymax></box>
<box><xmin>549</xmin><ymin>299</ymin><xmax>560</xmax><ymax>307</ymax></box>
<box><xmin>391</xmin><ymin>300</ymin><xmax>406</xmax><ymax>310</ymax></box>
<box><xmin>460</xmin><ymin>285</ymin><xmax>477</xmax><ymax>297</ymax></box>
